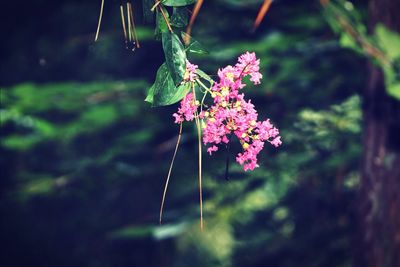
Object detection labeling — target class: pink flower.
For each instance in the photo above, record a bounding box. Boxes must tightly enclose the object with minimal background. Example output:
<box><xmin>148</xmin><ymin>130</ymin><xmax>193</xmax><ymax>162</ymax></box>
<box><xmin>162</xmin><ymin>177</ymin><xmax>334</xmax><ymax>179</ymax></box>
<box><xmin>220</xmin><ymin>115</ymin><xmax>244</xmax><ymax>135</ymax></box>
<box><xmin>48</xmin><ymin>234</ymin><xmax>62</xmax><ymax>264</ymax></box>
<box><xmin>202</xmin><ymin>52</ymin><xmax>281</xmax><ymax>171</ymax></box>
<box><xmin>184</xmin><ymin>60</ymin><xmax>198</xmax><ymax>82</ymax></box>
<box><xmin>270</xmin><ymin>136</ymin><xmax>282</xmax><ymax>147</ymax></box>
<box><xmin>207</xmin><ymin>145</ymin><xmax>218</xmax><ymax>155</ymax></box>
<box><xmin>217</xmin><ymin>65</ymin><xmax>243</xmax><ymax>90</ymax></box>
<box><xmin>235</xmin><ymin>52</ymin><xmax>263</xmax><ymax>85</ymax></box>
<box><xmin>172</xmin><ymin>52</ymin><xmax>280</xmax><ymax>171</ymax></box>
<box><xmin>172</xmin><ymin>93</ymin><xmax>198</xmax><ymax>123</ymax></box>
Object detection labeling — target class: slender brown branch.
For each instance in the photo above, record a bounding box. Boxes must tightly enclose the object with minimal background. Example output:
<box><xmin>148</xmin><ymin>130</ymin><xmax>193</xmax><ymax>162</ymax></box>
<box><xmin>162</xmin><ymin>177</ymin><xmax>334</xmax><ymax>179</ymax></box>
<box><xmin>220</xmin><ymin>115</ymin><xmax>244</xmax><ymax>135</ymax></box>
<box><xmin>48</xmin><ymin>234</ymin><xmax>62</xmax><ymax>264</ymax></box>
<box><xmin>95</xmin><ymin>0</ymin><xmax>105</xmax><ymax>41</ymax></box>
<box><xmin>159</xmin><ymin>123</ymin><xmax>183</xmax><ymax>224</ymax></box>
<box><xmin>126</xmin><ymin>2</ymin><xmax>134</xmax><ymax>42</ymax></box>
<box><xmin>321</xmin><ymin>1</ymin><xmax>391</xmax><ymax>67</ymax></box>
<box><xmin>151</xmin><ymin>1</ymin><xmax>161</xmax><ymax>11</ymax></box>
<box><xmin>159</xmin><ymin>5</ymin><xmax>173</xmax><ymax>33</ymax></box>
<box><xmin>192</xmin><ymin>85</ymin><xmax>204</xmax><ymax>230</ymax></box>
<box><xmin>128</xmin><ymin>2</ymin><xmax>140</xmax><ymax>48</ymax></box>
<box><xmin>185</xmin><ymin>0</ymin><xmax>204</xmax><ymax>45</ymax></box>
<box><xmin>120</xmin><ymin>5</ymin><xmax>128</xmax><ymax>42</ymax></box>
<box><xmin>253</xmin><ymin>0</ymin><xmax>273</xmax><ymax>31</ymax></box>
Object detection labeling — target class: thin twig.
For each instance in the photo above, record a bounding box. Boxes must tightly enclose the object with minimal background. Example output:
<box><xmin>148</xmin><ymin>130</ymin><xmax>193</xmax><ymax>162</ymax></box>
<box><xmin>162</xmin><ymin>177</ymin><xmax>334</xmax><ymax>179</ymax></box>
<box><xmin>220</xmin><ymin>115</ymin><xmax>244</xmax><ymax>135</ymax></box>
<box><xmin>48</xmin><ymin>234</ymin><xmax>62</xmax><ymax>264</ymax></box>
<box><xmin>253</xmin><ymin>0</ymin><xmax>273</xmax><ymax>31</ymax></box>
<box><xmin>95</xmin><ymin>0</ymin><xmax>105</xmax><ymax>41</ymax></box>
<box><xmin>120</xmin><ymin>5</ymin><xmax>128</xmax><ymax>44</ymax></box>
<box><xmin>196</xmin><ymin>78</ymin><xmax>212</xmax><ymax>92</ymax></box>
<box><xmin>159</xmin><ymin>5</ymin><xmax>173</xmax><ymax>33</ymax></box>
<box><xmin>159</xmin><ymin>123</ymin><xmax>183</xmax><ymax>224</ymax></box>
<box><xmin>151</xmin><ymin>1</ymin><xmax>161</xmax><ymax>11</ymax></box>
<box><xmin>321</xmin><ymin>1</ymin><xmax>390</xmax><ymax>67</ymax></box>
<box><xmin>185</xmin><ymin>0</ymin><xmax>204</xmax><ymax>45</ymax></box>
<box><xmin>200</xmin><ymin>90</ymin><xmax>208</xmax><ymax>114</ymax></box>
<box><xmin>128</xmin><ymin>2</ymin><xmax>140</xmax><ymax>48</ymax></box>
<box><xmin>192</xmin><ymin>84</ymin><xmax>204</xmax><ymax>230</ymax></box>
<box><xmin>224</xmin><ymin>135</ymin><xmax>233</xmax><ymax>181</ymax></box>
<box><xmin>127</xmin><ymin>2</ymin><xmax>133</xmax><ymax>42</ymax></box>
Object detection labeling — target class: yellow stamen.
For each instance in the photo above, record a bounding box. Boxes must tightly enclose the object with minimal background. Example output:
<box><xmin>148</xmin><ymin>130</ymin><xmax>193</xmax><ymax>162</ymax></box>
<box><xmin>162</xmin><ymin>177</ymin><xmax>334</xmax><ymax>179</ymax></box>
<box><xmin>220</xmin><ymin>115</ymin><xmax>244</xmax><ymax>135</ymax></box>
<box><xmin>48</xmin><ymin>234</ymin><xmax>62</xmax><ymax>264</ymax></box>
<box><xmin>226</xmin><ymin>72</ymin><xmax>234</xmax><ymax>81</ymax></box>
<box><xmin>184</xmin><ymin>71</ymin><xmax>190</xmax><ymax>81</ymax></box>
<box><xmin>221</xmin><ymin>86</ymin><xmax>229</xmax><ymax>96</ymax></box>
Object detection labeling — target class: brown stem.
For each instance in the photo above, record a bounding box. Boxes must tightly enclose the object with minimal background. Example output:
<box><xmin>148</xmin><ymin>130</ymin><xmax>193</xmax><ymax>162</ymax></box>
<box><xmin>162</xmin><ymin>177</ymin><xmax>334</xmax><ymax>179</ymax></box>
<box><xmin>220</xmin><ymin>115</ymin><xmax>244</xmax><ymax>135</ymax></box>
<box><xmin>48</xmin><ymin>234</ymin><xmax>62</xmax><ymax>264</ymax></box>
<box><xmin>159</xmin><ymin>123</ymin><xmax>183</xmax><ymax>224</ymax></box>
<box><xmin>120</xmin><ymin>5</ymin><xmax>128</xmax><ymax>43</ymax></box>
<box><xmin>159</xmin><ymin>5</ymin><xmax>173</xmax><ymax>33</ymax></box>
<box><xmin>253</xmin><ymin>0</ymin><xmax>273</xmax><ymax>31</ymax></box>
<box><xmin>192</xmin><ymin>85</ymin><xmax>204</xmax><ymax>230</ymax></box>
<box><xmin>128</xmin><ymin>2</ymin><xmax>140</xmax><ymax>48</ymax></box>
<box><xmin>94</xmin><ymin>0</ymin><xmax>105</xmax><ymax>41</ymax></box>
<box><xmin>185</xmin><ymin>0</ymin><xmax>204</xmax><ymax>45</ymax></box>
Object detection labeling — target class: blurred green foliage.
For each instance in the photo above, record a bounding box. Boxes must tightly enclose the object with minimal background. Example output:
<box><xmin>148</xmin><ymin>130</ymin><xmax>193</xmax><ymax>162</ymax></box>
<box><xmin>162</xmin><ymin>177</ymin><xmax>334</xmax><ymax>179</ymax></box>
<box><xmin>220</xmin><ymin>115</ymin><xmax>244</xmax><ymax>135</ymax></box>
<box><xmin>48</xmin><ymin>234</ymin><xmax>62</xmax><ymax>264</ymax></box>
<box><xmin>0</xmin><ymin>0</ymin><xmax>371</xmax><ymax>267</ymax></box>
<box><xmin>323</xmin><ymin>0</ymin><xmax>400</xmax><ymax>99</ymax></box>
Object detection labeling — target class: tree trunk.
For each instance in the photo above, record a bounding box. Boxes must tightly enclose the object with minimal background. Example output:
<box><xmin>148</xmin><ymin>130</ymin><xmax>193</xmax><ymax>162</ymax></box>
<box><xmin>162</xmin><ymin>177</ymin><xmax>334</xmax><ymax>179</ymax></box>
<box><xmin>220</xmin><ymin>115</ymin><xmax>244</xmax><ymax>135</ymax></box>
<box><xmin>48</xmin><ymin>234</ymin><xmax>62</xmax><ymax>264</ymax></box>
<box><xmin>356</xmin><ymin>0</ymin><xmax>400</xmax><ymax>266</ymax></box>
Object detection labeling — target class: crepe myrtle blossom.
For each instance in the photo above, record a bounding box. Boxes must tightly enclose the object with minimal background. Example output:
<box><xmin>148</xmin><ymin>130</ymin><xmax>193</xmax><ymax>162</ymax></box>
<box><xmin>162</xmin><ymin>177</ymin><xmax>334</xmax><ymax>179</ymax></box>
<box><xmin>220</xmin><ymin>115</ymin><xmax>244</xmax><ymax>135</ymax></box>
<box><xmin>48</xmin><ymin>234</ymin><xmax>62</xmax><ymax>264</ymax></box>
<box><xmin>172</xmin><ymin>52</ymin><xmax>281</xmax><ymax>171</ymax></box>
<box><xmin>184</xmin><ymin>60</ymin><xmax>198</xmax><ymax>82</ymax></box>
<box><xmin>172</xmin><ymin>92</ymin><xmax>199</xmax><ymax>123</ymax></box>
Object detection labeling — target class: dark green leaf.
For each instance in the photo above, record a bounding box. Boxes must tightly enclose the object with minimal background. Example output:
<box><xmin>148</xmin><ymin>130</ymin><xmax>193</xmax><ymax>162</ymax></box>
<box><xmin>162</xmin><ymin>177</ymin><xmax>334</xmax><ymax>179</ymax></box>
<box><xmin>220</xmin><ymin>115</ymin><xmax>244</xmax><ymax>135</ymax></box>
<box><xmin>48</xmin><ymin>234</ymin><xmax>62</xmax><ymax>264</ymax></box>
<box><xmin>142</xmin><ymin>0</ymin><xmax>154</xmax><ymax>24</ymax></box>
<box><xmin>155</xmin><ymin>7</ymin><xmax>170</xmax><ymax>40</ymax></box>
<box><xmin>144</xmin><ymin>83</ymin><xmax>155</xmax><ymax>104</ymax></box>
<box><xmin>181</xmin><ymin>32</ymin><xmax>209</xmax><ymax>54</ymax></box>
<box><xmin>146</xmin><ymin>63</ymin><xmax>191</xmax><ymax>107</ymax></box>
<box><xmin>170</xmin><ymin>7</ymin><xmax>188</xmax><ymax>28</ymax></box>
<box><xmin>383</xmin><ymin>65</ymin><xmax>400</xmax><ymax>100</ymax></box>
<box><xmin>162</xmin><ymin>32</ymin><xmax>187</xmax><ymax>84</ymax></box>
<box><xmin>162</xmin><ymin>0</ymin><xmax>197</xmax><ymax>7</ymax></box>
<box><xmin>375</xmin><ymin>24</ymin><xmax>400</xmax><ymax>60</ymax></box>
<box><xmin>158</xmin><ymin>82</ymin><xmax>191</xmax><ymax>106</ymax></box>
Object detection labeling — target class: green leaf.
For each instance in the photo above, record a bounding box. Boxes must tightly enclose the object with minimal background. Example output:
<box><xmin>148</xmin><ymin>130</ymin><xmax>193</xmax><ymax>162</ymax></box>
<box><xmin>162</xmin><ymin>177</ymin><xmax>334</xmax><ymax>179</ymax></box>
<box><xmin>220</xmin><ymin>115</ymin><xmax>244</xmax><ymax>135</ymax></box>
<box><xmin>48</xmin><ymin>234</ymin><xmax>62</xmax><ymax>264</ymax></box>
<box><xmin>162</xmin><ymin>0</ymin><xmax>197</xmax><ymax>7</ymax></box>
<box><xmin>170</xmin><ymin>7</ymin><xmax>188</xmax><ymax>28</ymax></box>
<box><xmin>142</xmin><ymin>0</ymin><xmax>154</xmax><ymax>24</ymax></box>
<box><xmin>155</xmin><ymin>7</ymin><xmax>170</xmax><ymax>39</ymax></box>
<box><xmin>146</xmin><ymin>63</ymin><xmax>191</xmax><ymax>107</ymax></box>
<box><xmin>339</xmin><ymin>33</ymin><xmax>362</xmax><ymax>54</ymax></box>
<box><xmin>383</xmin><ymin>65</ymin><xmax>400</xmax><ymax>100</ymax></box>
<box><xmin>108</xmin><ymin>225</ymin><xmax>154</xmax><ymax>240</ymax></box>
<box><xmin>162</xmin><ymin>32</ymin><xmax>187</xmax><ymax>84</ymax></box>
<box><xmin>181</xmin><ymin>32</ymin><xmax>209</xmax><ymax>54</ymax></box>
<box><xmin>158</xmin><ymin>82</ymin><xmax>191</xmax><ymax>106</ymax></box>
<box><xmin>375</xmin><ymin>24</ymin><xmax>400</xmax><ymax>60</ymax></box>
<box><xmin>375</xmin><ymin>24</ymin><xmax>400</xmax><ymax>100</ymax></box>
<box><xmin>387</xmin><ymin>82</ymin><xmax>400</xmax><ymax>100</ymax></box>
<box><xmin>145</xmin><ymin>83</ymin><xmax>155</xmax><ymax>104</ymax></box>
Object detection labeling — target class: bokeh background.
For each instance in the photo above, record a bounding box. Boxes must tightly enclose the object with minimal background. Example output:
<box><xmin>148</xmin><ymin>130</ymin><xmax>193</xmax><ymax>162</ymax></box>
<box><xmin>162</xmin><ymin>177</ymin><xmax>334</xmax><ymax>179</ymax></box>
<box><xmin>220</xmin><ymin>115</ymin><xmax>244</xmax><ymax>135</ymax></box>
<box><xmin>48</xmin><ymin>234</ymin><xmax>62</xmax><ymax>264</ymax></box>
<box><xmin>1</xmin><ymin>0</ymin><xmax>398</xmax><ymax>267</ymax></box>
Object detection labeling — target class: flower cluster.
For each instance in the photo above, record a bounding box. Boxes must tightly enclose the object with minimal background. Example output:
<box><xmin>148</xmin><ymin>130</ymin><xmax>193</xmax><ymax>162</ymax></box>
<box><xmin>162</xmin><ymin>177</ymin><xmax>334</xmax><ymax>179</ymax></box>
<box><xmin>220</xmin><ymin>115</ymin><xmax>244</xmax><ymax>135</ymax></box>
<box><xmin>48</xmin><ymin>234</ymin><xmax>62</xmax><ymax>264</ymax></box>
<box><xmin>172</xmin><ymin>92</ymin><xmax>199</xmax><ymax>123</ymax></box>
<box><xmin>173</xmin><ymin>52</ymin><xmax>282</xmax><ymax>171</ymax></box>
<box><xmin>183</xmin><ymin>60</ymin><xmax>198</xmax><ymax>82</ymax></box>
<box><xmin>172</xmin><ymin>61</ymin><xmax>200</xmax><ymax>123</ymax></box>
